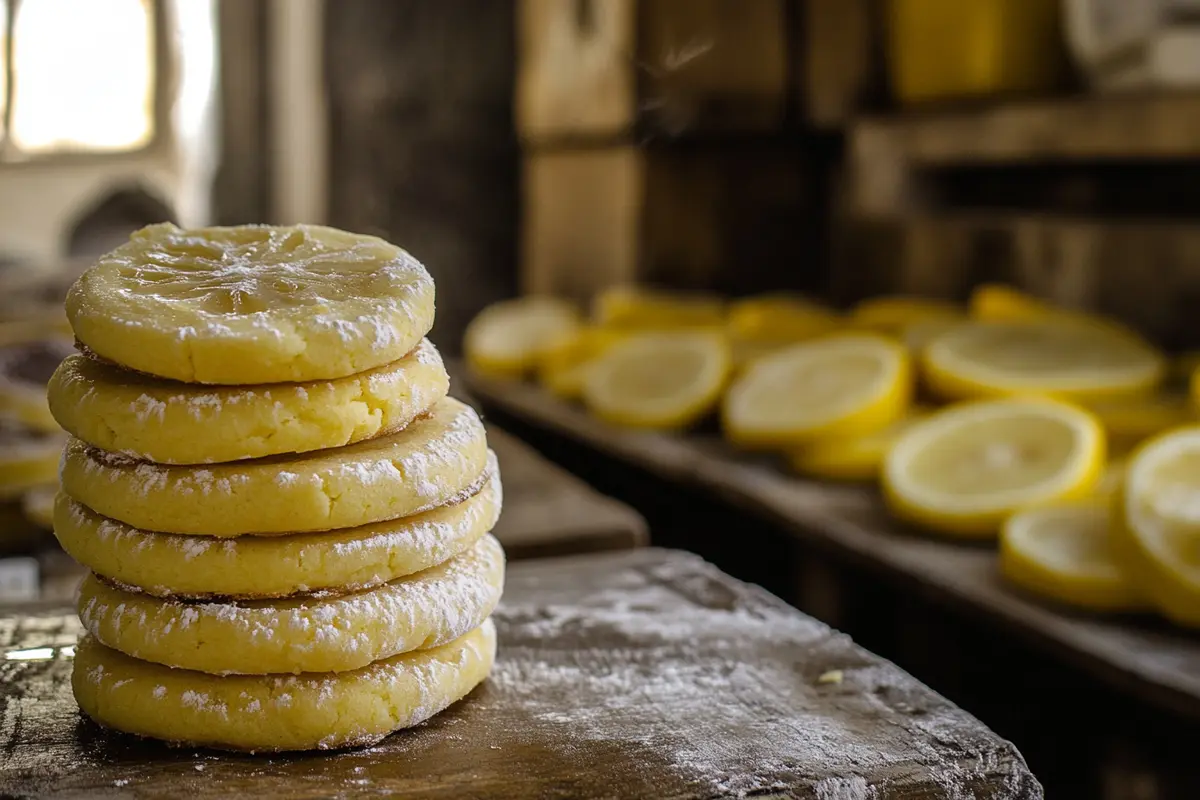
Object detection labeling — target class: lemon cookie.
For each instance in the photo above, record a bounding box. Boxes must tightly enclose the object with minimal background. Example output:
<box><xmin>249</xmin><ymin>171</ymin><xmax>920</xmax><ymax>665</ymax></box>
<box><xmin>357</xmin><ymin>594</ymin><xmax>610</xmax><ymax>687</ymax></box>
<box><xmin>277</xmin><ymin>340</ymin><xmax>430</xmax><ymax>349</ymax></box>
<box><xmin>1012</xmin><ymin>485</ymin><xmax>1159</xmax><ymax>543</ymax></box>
<box><xmin>0</xmin><ymin>420</ymin><xmax>64</xmax><ymax>500</ymax></box>
<box><xmin>0</xmin><ymin>334</ymin><xmax>74</xmax><ymax>432</ymax></box>
<box><xmin>66</xmin><ymin>223</ymin><xmax>435</xmax><ymax>384</ymax></box>
<box><xmin>79</xmin><ymin>533</ymin><xmax>505</xmax><ymax>675</ymax></box>
<box><xmin>55</xmin><ymin>462</ymin><xmax>502</xmax><ymax>598</ymax></box>
<box><xmin>49</xmin><ymin>340</ymin><xmax>449</xmax><ymax>464</ymax></box>
<box><xmin>73</xmin><ymin>619</ymin><xmax>496</xmax><ymax>752</ymax></box>
<box><xmin>61</xmin><ymin>396</ymin><xmax>489</xmax><ymax>535</ymax></box>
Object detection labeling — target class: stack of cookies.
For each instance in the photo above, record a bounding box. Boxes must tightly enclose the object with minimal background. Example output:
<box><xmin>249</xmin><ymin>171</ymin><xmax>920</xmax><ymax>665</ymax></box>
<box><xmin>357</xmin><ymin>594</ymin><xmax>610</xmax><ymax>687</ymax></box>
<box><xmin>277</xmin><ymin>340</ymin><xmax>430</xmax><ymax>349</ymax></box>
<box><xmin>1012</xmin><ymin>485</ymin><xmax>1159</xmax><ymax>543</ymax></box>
<box><xmin>46</xmin><ymin>223</ymin><xmax>505</xmax><ymax>752</ymax></box>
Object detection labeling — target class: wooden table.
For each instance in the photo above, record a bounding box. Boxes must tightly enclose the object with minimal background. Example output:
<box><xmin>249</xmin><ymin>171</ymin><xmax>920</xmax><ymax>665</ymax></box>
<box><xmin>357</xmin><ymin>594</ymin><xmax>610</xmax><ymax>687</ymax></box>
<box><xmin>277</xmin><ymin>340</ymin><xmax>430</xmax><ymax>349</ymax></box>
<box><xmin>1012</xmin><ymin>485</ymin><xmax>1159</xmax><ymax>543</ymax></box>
<box><xmin>0</xmin><ymin>548</ymin><xmax>1039</xmax><ymax>799</ymax></box>
<box><xmin>465</xmin><ymin>373</ymin><xmax>1200</xmax><ymax>723</ymax></box>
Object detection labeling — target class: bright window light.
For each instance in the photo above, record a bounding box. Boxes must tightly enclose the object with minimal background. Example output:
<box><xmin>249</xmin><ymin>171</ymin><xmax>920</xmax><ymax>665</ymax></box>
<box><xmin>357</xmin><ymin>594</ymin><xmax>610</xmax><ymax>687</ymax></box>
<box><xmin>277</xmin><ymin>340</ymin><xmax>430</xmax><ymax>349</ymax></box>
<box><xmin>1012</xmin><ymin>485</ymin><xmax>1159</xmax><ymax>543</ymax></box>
<box><xmin>11</xmin><ymin>0</ymin><xmax>155</xmax><ymax>153</ymax></box>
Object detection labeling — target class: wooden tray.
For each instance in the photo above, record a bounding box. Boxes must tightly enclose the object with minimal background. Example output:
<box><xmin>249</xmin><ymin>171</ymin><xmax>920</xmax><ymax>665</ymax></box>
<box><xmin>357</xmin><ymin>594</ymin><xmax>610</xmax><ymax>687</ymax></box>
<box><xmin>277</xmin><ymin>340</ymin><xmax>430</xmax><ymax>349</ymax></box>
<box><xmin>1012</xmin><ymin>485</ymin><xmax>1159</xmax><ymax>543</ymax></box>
<box><xmin>465</xmin><ymin>371</ymin><xmax>1200</xmax><ymax>721</ymax></box>
<box><xmin>0</xmin><ymin>548</ymin><xmax>1038</xmax><ymax>799</ymax></box>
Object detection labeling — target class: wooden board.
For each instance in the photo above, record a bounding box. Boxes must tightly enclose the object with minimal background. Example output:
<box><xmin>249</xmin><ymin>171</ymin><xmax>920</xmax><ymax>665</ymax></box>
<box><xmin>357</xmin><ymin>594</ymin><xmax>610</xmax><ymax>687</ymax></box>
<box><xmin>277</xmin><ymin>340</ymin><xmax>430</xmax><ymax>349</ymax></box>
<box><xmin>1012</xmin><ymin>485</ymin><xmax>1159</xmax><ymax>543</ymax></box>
<box><xmin>465</xmin><ymin>372</ymin><xmax>1200</xmax><ymax>721</ymax></box>
<box><xmin>488</xmin><ymin>426</ymin><xmax>648</xmax><ymax>558</ymax></box>
<box><xmin>515</xmin><ymin>0</ymin><xmax>788</xmax><ymax>143</ymax></box>
<box><xmin>522</xmin><ymin>145</ymin><xmax>824</xmax><ymax>303</ymax></box>
<box><xmin>0</xmin><ymin>548</ymin><xmax>1039</xmax><ymax>798</ymax></box>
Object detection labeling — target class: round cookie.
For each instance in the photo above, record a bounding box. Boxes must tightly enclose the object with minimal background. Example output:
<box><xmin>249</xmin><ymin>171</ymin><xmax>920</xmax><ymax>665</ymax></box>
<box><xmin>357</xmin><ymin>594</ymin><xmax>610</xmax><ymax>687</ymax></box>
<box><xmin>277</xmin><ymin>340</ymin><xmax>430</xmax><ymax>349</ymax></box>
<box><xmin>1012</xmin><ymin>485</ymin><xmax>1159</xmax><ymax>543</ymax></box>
<box><xmin>66</xmin><ymin>223</ymin><xmax>436</xmax><ymax>384</ymax></box>
<box><xmin>55</xmin><ymin>461</ymin><xmax>502</xmax><ymax>598</ymax></box>
<box><xmin>79</xmin><ymin>533</ymin><xmax>505</xmax><ymax>675</ymax></box>
<box><xmin>48</xmin><ymin>339</ymin><xmax>449</xmax><ymax>464</ymax></box>
<box><xmin>60</xmin><ymin>396</ymin><xmax>489</xmax><ymax>535</ymax></box>
<box><xmin>73</xmin><ymin>619</ymin><xmax>496</xmax><ymax>752</ymax></box>
<box><xmin>0</xmin><ymin>419</ymin><xmax>64</xmax><ymax>500</ymax></box>
<box><xmin>0</xmin><ymin>334</ymin><xmax>75</xmax><ymax>432</ymax></box>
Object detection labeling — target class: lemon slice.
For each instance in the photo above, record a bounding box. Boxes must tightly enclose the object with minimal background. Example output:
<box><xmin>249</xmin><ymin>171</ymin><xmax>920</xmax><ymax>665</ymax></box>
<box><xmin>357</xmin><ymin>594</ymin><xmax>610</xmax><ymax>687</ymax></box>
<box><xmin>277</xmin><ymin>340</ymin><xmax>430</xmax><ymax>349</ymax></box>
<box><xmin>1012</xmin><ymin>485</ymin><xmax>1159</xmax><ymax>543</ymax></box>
<box><xmin>727</xmin><ymin>293</ymin><xmax>841</xmax><ymax>343</ymax></box>
<box><xmin>922</xmin><ymin>320</ymin><xmax>1164</xmax><ymax>403</ymax></box>
<box><xmin>582</xmin><ymin>331</ymin><xmax>730</xmax><ymax>429</ymax></box>
<box><xmin>1000</xmin><ymin>499</ymin><xmax>1146</xmax><ymax>611</ymax></box>
<box><xmin>968</xmin><ymin>284</ymin><xmax>1052</xmax><ymax>322</ymax></box>
<box><xmin>592</xmin><ymin>286</ymin><xmax>726</xmax><ymax>330</ymax></box>
<box><xmin>787</xmin><ymin>408</ymin><xmax>929</xmax><ymax>482</ymax></box>
<box><xmin>1086</xmin><ymin>394</ymin><xmax>1192</xmax><ymax>455</ymax></box>
<box><xmin>900</xmin><ymin>318</ymin><xmax>965</xmax><ymax>356</ymax></box>
<box><xmin>536</xmin><ymin>326</ymin><xmax>627</xmax><ymax>401</ymax></box>
<box><xmin>1116</xmin><ymin>427</ymin><xmax>1200</xmax><ymax>625</ymax></box>
<box><xmin>723</xmin><ymin>335</ymin><xmax>911</xmax><ymax>449</ymax></box>
<box><xmin>67</xmin><ymin>223</ymin><xmax>435</xmax><ymax>384</ymax></box>
<box><xmin>464</xmin><ymin>296</ymin><xmax>581</xmax><ymax>379</ymax></box>
<box><xmin>0</xmin><ymin>334</ymin><xmax>75</xmax><ymax>432</ymax></box>
<box><xmin>883</xmin><ymin>398</ymin><xmax>1105</xmax><ymax>538</ymax></box>
<box><xmin>0</xmin><ymin>419</ymin><xmax>63</xmax><ymax>500</ymax></box>
<box><xmin>849</xmin><ymin>296</ymin><xmax>964</xmax><ymax>335</ymax></box>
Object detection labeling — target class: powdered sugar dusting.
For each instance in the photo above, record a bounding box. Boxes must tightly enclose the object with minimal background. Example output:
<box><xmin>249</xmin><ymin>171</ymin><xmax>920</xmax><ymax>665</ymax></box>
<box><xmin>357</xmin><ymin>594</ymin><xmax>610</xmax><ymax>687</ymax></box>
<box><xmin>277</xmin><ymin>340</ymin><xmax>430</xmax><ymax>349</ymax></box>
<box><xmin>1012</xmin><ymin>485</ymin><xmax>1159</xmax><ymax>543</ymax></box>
<box><xmin>79</xmin><ymin>535</ymin><xmax>505</xmax><ymax>675</ymax></box>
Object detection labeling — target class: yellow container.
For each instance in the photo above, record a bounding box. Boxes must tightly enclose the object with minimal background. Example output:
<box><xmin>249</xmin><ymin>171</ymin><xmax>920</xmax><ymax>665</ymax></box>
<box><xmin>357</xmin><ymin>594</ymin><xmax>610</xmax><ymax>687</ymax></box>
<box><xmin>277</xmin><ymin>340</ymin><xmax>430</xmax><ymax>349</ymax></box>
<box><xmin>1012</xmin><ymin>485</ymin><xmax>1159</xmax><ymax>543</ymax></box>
<box><xmin>886</xmin><ymin>0</ymin><xmax>1068</xmax><ymax>105</ymax></box>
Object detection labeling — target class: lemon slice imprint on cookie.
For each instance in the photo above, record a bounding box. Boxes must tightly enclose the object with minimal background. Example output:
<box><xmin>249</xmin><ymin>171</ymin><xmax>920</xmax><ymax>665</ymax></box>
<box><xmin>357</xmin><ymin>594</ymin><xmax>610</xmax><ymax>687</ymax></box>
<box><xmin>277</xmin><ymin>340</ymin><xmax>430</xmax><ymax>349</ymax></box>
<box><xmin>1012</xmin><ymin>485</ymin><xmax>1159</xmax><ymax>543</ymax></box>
<box><xmin>67</xmin><ymin>223</ymin><xmax>436</xmax><ymax>385</ymax></box>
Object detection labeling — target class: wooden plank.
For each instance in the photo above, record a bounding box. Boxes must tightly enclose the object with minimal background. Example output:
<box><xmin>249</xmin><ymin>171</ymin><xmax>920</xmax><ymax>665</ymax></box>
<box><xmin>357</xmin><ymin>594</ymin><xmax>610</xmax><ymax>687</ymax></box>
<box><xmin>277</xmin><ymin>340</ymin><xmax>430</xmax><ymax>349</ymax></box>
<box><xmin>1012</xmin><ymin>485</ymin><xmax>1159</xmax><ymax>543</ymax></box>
<box><xmin>833</xmin><ymin>211</ymin><xmax>1200</xmax><ymax>348</ymax></box>
<box><xmin>515</xmin><ymin>0</ymin><xmax>788</xmax><ymax>143</ymax></box>
<box><xmin>464</xmin><ymin>372</ymin><xmax>1200</xmax><ymax>721</ymax></box>
<box><xmin>522</xmin><ymin>144</ymin><xmax>824</xmax><ymax>304</ymax></box>
<box><xmin>487</xmin><ymin>426</ymin><xmax>649</xmax><ymax>558</ymax></box>
<box><xmin>0</xmin><ymin>548</ymin><xmax>1039</xmax><ymax>798</ymax></box>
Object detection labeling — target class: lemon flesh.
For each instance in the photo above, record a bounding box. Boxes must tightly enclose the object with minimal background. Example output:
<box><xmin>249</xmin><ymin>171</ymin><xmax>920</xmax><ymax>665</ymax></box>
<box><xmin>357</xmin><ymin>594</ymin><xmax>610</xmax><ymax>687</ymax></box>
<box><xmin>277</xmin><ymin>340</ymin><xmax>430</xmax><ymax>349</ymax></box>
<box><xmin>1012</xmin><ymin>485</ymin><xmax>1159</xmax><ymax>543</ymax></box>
<box><xmin>1117</xmin><ymin>427</ymin><xmax>1200</xmax><ymax>625</ymax></box>
<box><xmin>883</xmin><ymin>398</ymin><xmax>1105</xmax><ymax>538</ymax></box>
<box><xmin>583</xmin><ymin>332</ymin><xmax>730</xmax><ymax>429</ymax></box>
<box><xmin>67</xmin><ymin>223</ymin><xmax>436</xmax><ymax>384</ymax></box>
<box><xmin>1000</xmin><ymin>500</ymin><xmax>1146</xmax><ymax>611</ymax></box>
<box><xmin>923</xmin><ymin>320</ymin><xmax>1164</xmax><ymax>403</ymax></box>
<box><xmin>464</xmin><ymin>296</ymin><xmax>581</xmax><ymax>379</ymax></box>
<box><xmin>723</xmin><ymin>335</ymin><xmax>911</xmax><ymax>449</ymax></box>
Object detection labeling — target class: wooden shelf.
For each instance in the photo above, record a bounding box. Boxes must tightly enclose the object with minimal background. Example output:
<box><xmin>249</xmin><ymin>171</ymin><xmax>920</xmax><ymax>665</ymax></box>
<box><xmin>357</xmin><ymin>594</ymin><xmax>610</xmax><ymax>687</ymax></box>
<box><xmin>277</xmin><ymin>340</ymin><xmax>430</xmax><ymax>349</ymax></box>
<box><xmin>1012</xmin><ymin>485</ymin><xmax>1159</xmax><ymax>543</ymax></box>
<box><xmin>465</xmin><ymin>371</ymin><xmax>1200</xmax><ymax>722</ymax></box>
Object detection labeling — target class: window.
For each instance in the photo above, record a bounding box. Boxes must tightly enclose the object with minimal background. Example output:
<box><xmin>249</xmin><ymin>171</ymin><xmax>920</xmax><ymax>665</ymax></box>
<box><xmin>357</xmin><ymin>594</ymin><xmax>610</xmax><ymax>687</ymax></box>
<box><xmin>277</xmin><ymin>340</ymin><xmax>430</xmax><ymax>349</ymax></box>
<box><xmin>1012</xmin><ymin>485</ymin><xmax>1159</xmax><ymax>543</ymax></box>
<box><xmin>1</xmin><ymin>0</ymin><xmax>157</xmax><ymax>157</ymax></box>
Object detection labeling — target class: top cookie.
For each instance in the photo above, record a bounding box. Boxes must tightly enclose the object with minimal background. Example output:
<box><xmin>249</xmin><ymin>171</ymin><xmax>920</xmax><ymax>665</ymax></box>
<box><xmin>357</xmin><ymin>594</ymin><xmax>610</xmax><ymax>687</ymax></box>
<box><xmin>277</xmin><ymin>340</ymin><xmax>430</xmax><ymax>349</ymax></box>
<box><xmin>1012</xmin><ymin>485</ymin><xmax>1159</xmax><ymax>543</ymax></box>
<box><xmin>67</xmin><ymin>223</ymin><xmax>435</xmax><ymax>384</ymax></box>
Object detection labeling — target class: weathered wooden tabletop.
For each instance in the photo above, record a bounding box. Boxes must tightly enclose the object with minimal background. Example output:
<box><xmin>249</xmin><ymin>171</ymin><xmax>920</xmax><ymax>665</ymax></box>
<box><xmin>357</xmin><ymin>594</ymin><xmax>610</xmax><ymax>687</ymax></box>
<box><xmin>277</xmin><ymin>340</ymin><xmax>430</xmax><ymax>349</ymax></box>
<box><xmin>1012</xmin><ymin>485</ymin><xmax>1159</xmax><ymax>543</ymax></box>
<box><xmin>465</xmin><ymin>372</ymin><xmax>1200</xmax><ymax>721</ymax></box>
<box><xmin>0</xmin><ymin>548</ymin><xmax>1038</xmax><ymax>799</ymax></box>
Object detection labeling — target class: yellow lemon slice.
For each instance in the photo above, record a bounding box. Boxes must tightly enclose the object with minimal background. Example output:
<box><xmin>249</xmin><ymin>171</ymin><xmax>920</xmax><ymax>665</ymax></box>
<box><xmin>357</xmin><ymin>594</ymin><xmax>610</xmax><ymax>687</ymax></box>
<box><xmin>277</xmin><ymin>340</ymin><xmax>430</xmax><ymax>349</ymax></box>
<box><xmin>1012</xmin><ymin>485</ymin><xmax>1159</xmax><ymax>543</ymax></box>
<box><xmin>922</xmin><ymin>320</ymin><xmax>1164</xmax><ymax>403</ymax></box>
<box><xmin>1085</xmin><ymin>394</ymin><xmax>1193</xmax><ymax>456</ymax></box>
<box><xmin>0</xmin><ymin>334</ymin><xmax>74</xmax><ymax>433</ymax></box>
<box><xmin>787</xmin><ymin>408</ymin><xmax>930</xmax><ymax>482</ymax></box>
<box><xmin>582</xmin><ymin>331</ymin><xmax>730</xmax><ymax>429</ymax></box>
<box><xmin>592</xmin><ymin>286</ymin><xmax>726</xmax><ymax>330</ymax></box>
<box><xmin>1000</xmin><ymin>499</ymin><xmax>1146</xmax><ymax>611</ymax></box>
<box><xmin>723</xmin><ymin>335</ymin><xmax>911</xmax><ymax>449</ymax></box>
<box><xmin>727</xmin><ymin>293</ymin><xmax>841</xmax><ymax>343</ymax></box>
<box><xmin>968</xmin><ymin>284</ymin><xmax>1052</xmax><ymax>322</ymax></box>
<box><xmin>60</xmin><ymin>396</ymin><xmax>490</xmax><ymax>536</ymax></box>
<box><xmin>0</xmin><ymin>420</ymin><xmax>63</xmax><ymax>500</ymax></box>
<box><xmin>883</xmin><ymin>398</ymin><xmax>1105</xmax><ymax>538</ymax></box>
<box><xmin>73</xmin><ymin>620</ymin><xmax>496</xmax><ymax>752</ymax></box>
<box><xmin>79</xmin><ymin>534</ymin><xmax>505</xmax><ymax>675</ymax></box>
<box><xmin>49</xmin><ymin>341</ymin><xmax>449</xmax><ymax>465</ymax></box>
<box><xmin>849</xmin><ymin>296</ymin><xmax>964</xmax><ymax>335</ymax></box>
<box><xmin>464</xmin><ymin>296</ymin><xmax>581</xmax><ymax>379</ymax></box>
<box><xmin>54</xmin><ymin>462</ymin><xmax>501</xmax><ymax>599</ymax></box>
<box><xmin>67</xmin><ymin>223</ymin><xmax>435</xmax><ymax>384</ymax></box>
<box><xmin>1115</xmin><ymin>427</ymin><xmax>1200</xmax><ymax>626</ymax></box>
<box><xmin>536</xmin><ymin>326</ymin><xmax>627</xmax><ymax>401</ymax></box>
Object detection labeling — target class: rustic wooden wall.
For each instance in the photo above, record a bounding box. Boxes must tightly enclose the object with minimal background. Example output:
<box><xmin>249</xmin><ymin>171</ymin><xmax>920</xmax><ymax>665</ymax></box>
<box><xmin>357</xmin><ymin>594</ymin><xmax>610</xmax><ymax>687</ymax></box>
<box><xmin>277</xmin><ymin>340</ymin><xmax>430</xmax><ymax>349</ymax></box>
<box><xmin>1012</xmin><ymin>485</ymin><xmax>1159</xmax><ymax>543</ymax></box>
<box><xmin>324</xmin><ymin>0</ymin><xmax>519</xmax><ymax>354</ymax></box>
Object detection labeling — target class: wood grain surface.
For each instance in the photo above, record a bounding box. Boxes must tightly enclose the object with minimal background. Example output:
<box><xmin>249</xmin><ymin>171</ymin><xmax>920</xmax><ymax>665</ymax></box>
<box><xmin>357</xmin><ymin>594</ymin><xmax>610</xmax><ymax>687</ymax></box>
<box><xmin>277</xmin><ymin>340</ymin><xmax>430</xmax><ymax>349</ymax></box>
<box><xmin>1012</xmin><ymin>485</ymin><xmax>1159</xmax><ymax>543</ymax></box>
<box><xmin>464</xmin><ymin>371</ymin><xmax>1200</xmax><ymax>721</ymax></box>
<box><xmin>0</xmin><ymin>548</ymin><xmax>1038</xmax><ymax>799</ymax></box>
